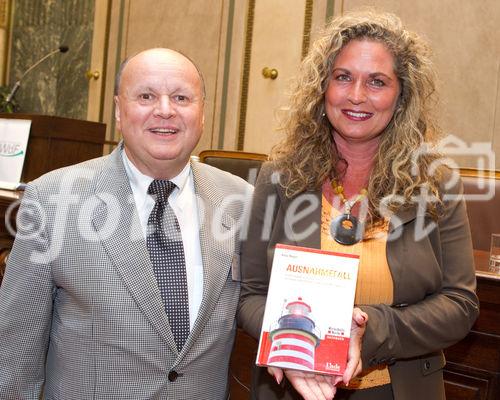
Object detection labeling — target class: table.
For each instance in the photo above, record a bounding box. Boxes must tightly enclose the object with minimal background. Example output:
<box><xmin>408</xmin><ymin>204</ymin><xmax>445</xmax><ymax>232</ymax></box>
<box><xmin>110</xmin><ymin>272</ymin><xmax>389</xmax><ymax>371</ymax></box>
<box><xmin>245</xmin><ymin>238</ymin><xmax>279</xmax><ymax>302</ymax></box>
<box><xmin>443</xmin><ymin>250</ymin><xmax>500</xmax><ymax>400</ymax></box>
<box><xmin>0</xmin><ymin>189</ymin><xmax>21</xmax><ymax>281</ymax></box>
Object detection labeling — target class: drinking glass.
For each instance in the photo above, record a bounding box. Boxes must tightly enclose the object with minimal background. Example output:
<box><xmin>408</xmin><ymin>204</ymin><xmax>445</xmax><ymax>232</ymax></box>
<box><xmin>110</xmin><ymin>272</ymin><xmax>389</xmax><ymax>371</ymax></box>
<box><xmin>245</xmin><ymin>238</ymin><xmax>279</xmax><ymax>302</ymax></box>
<box><xmin>489</xmin><ymin>233</ymin><xmax>500</xmax><ymax>273</ymax></box>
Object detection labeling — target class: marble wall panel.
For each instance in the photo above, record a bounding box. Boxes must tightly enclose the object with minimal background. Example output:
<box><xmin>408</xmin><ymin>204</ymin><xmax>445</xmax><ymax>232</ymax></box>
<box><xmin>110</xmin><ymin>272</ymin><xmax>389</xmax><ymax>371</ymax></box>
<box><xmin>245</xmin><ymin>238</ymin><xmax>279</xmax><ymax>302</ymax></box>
<box><xmin>8</xmin><ymin>0</ymin><xmax>94</xmax><ymax>119</ymax></box>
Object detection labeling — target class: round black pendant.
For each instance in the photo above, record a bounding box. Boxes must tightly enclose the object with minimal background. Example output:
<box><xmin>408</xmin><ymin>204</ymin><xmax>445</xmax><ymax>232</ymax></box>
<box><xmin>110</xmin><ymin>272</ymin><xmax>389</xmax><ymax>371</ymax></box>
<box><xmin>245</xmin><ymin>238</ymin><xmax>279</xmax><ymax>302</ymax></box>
<box><xmin>330</xmin><ymin>213</ymin><xmax>364</xmax><ymax>245</ymax></box>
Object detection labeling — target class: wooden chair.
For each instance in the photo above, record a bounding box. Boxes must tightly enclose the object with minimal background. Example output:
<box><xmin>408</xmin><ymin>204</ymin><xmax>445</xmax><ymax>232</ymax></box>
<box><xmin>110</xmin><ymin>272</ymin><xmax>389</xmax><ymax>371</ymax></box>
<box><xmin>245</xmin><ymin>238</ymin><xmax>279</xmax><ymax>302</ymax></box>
<box><xmin>0</xmin><ymin>249</ymin><xmax>9</xmax><ymax>283</ymax></box>
<box><xmin>198</xmin><ymin>150</ymin><xmax>268</xmax><ymax>185</ymax></box>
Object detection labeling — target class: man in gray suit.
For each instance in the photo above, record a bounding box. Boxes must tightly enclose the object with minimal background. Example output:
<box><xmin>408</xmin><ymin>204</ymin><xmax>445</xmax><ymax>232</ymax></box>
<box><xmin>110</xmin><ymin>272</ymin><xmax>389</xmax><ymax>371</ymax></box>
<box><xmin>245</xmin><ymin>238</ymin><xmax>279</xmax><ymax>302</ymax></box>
<box><xmin>0</xmin><ymin>48</ymin><xmax>252</xmax><ymax>399</ymax></box>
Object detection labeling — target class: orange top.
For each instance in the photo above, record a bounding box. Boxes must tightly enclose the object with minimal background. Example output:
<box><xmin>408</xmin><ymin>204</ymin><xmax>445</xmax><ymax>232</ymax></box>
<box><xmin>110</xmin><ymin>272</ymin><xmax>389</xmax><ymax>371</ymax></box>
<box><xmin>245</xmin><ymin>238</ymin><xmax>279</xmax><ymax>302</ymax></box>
<box><xmin>321</xmin><ymin>186</ymin><xmax>393</xmax><ymax>389</ymax></box>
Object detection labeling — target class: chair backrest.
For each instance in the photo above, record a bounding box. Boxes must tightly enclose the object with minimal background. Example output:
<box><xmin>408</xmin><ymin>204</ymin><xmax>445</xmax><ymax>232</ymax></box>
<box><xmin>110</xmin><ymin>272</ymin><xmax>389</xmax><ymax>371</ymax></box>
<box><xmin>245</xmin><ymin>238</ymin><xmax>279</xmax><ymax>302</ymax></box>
<box><xmin>198</xmin><ymin>150</ymin><xmax>268</xmax><ymax>185</ymax></box>
<box><xmin>461</xmin><ymin>169</ymin><xmax>500</xmax><ymax>251</ymax></box>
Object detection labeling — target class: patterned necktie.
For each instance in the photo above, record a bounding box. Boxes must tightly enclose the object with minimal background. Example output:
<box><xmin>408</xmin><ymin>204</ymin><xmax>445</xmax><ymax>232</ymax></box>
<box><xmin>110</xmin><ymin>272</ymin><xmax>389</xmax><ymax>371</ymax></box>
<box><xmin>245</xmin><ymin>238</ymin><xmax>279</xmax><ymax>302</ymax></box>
<box><xmin>146</xmin><ymin>179</ymin><xmax>190</xmax><ymax>351</ymax></box>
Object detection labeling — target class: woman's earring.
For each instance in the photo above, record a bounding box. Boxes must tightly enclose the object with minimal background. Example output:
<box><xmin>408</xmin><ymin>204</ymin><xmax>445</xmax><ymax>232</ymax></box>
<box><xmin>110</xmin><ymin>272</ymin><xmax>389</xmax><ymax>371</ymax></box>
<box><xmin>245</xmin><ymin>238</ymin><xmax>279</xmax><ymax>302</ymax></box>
<box><xmin>322</xmin><ymin>112</ymin><xmax>326</xmax><ymax>117</ymax></box>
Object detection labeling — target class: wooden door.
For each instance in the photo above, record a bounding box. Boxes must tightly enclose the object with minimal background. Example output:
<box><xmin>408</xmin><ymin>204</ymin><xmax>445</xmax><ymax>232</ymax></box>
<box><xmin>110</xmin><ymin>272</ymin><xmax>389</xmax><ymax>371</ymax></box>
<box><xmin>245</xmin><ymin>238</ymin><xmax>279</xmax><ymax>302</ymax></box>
<box><xmin>240</xmin><ymin>0</ymin><xmax>308</xmax><ymax>155</ymax></box>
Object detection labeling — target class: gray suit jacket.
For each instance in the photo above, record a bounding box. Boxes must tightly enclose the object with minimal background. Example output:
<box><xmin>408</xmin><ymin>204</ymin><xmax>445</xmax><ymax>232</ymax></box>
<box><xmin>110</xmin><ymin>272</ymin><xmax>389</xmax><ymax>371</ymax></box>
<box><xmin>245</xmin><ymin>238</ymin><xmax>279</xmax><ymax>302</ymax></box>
<box><xmin>238</xmin><ymin>163</ymin><xmax>479</xmax><ymax>400</ymax></box>
<box><xmin>0</xmin><ymin>145</ymin><xmax>253</xmax><ymax>399</ymax></box>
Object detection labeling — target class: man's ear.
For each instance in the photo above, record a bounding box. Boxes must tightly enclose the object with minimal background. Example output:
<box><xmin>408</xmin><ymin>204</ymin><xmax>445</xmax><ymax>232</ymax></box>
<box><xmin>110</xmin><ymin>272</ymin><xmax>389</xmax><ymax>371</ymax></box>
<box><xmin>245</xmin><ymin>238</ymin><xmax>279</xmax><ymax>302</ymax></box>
<box><xmin>114</xmin><ymin>96</ymin><xmax>121</xmax><ymax>130</ymax></box>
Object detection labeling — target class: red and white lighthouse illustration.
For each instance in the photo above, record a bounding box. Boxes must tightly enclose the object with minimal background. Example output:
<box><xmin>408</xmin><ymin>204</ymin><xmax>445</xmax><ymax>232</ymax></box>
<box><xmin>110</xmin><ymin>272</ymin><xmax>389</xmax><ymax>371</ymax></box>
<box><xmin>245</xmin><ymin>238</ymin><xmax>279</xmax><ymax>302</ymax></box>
<box><xmin>267</xmin><ymin>297</ymin><xmax>320</xmax><ymax>371</ymax></box>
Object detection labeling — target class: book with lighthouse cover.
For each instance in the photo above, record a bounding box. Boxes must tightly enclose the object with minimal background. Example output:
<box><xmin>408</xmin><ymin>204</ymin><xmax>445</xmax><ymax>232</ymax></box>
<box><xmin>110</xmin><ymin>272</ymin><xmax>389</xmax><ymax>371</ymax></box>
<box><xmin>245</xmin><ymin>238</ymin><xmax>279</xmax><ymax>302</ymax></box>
<box><xmin>256</xmin><ymin>243</ymin><xmax>360</xmax><ymax>376</ymax></box>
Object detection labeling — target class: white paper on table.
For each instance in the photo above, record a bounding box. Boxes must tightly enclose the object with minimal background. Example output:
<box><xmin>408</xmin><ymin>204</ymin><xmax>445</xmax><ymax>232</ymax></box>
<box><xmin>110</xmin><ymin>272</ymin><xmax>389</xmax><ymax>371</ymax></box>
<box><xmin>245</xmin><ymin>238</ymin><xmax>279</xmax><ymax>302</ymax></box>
<box><xmin>0</xmin><ymin>119</ymin><xmax>32</xmax><ymax>187</ymax></box>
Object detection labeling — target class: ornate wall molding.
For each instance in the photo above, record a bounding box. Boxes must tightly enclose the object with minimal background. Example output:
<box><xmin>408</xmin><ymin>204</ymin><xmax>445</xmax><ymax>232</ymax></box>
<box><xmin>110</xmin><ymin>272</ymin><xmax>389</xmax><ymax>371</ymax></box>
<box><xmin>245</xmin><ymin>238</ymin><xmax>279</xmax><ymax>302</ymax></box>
<box><xmin>0</xmin><ymin>0</ymin><xmax>9</xmax><ymax>28</ymax></box>
<box><xmin>237</xmin><ymin>0</ymin><xmax>255</xmax><ymax>151</ymax></box>
<box><xmin>301</xmin><ymin>0</ymin><xmax>314</xmax><ymax>59</ymax></box>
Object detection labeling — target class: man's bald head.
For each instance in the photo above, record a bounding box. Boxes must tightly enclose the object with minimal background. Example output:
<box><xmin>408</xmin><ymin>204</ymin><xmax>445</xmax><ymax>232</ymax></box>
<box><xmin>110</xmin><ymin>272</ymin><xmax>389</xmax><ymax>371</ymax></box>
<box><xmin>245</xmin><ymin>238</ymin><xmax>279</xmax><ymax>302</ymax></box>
<box><xmin>114</xmin><ymin>48</ymin><xmax>206</xmax><ymax>99</ymax></box>
<box><xmin>113</xmin><ymin>48</ymin><xmax>206</xmax><ymax>180</ymax></box>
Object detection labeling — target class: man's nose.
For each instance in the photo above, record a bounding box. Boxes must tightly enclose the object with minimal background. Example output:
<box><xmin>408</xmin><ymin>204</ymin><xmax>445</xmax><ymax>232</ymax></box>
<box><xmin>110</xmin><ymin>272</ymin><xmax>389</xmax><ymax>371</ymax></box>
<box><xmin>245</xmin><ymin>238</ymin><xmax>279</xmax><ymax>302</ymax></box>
<box><xmin>153</xmin><ymin>95</ymin><xmax>175</xmax><ymax>117</ymax></box>
<box><xmin>348</xmin><ymin>81</ymin><xmax>367</xmax><ymax>104</ymax></box>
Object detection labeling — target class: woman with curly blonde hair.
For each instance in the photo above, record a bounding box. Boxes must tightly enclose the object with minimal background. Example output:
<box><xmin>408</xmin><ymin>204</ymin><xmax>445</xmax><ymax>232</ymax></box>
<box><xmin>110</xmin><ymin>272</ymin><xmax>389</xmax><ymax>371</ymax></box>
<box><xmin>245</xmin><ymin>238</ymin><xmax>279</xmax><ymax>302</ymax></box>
<box><xmin>238</xmin><ymin>10</ymin><xmax>478</xmax><ymax>400</ymax></box>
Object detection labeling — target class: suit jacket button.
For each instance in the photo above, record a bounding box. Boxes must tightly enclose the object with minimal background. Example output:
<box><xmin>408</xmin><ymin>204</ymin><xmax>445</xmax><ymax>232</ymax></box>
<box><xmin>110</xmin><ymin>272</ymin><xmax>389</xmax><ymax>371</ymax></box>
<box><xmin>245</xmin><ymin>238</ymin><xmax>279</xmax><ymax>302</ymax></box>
<box><xmin>168</xmin><ymin>371</ymin><xmax>178</xmax><ymax>382</ymax></box>
<box><xmin>424</xmin><ymin>361</ymin><xmax>431</xmax><ymax>370</ymax></box>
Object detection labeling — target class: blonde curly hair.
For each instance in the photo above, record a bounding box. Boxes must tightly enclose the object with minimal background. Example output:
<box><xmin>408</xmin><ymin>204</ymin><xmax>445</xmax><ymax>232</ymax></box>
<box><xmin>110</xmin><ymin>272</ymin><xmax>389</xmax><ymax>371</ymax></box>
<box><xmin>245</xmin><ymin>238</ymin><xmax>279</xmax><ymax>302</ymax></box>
<box><xmin>271</xmin><ymin>10</ymin><xmax>443</xmax><ymax>220</ymax></box>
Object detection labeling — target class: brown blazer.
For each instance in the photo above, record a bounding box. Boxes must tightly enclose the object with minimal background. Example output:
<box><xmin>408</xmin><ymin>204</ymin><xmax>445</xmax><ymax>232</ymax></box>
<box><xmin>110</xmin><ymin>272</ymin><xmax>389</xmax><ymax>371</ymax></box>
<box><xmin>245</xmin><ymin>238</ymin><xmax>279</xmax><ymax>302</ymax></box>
<box><xmin>238</xmin><ymin>163</ymin><xmax>479</xmax><ymax>400</ymax></box>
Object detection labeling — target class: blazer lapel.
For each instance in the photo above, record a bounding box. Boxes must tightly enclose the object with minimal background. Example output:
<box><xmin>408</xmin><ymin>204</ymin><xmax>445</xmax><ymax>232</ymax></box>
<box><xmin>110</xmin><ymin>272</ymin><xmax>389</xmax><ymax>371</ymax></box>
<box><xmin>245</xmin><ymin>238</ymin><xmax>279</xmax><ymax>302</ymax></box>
<box><xmin>91</xmin><ymin>146</ymin><xmax>178</xmax><ymax>354</ymax></box>
<box><xmin>281</xmin><ymin>189</ymin><xmax>322</xmax><ymax>250</ymax></box>
<box><xmin>388</xmin><ymin>205</ymin><xmax>418</xmax><ymax>234</ymax></box>
<box><xmin>278</xmin><ymin>187</ymin><xmax>419</xmax><ymax>249</ymax></box>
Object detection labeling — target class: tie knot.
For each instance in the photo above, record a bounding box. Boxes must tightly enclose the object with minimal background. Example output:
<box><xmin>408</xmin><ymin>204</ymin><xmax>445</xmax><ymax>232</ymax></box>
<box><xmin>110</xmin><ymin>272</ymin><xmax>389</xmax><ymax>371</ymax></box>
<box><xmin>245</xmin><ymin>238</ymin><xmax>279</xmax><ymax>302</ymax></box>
<box><xmin>148</xmin><ymin>179</ymin><xmax>177</xmax><ymax>202</ymax></box>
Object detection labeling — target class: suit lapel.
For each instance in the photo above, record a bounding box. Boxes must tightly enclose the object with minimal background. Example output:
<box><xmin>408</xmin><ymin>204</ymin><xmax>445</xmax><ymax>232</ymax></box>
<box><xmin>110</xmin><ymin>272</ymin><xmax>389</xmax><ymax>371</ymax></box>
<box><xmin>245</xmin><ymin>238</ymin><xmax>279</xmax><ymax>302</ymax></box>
<box><xmin>91</xmin><ymin>146</ymin><xmax>178</xmax><ymax>354</ymax></box>
<box><xmin>179</xmin><ymin>161</ymin><xmax>238</xmax><ymax>357</ymax></box>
